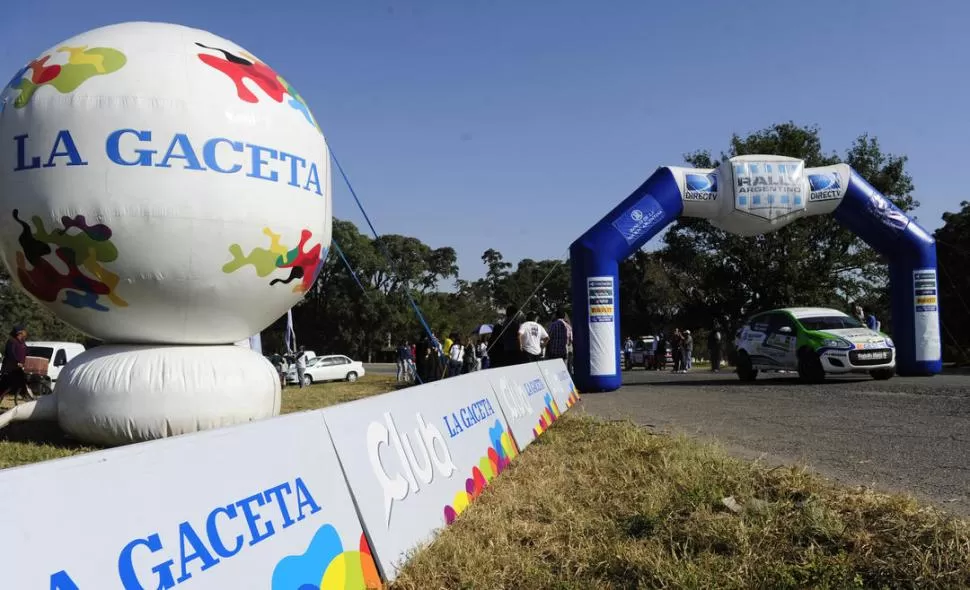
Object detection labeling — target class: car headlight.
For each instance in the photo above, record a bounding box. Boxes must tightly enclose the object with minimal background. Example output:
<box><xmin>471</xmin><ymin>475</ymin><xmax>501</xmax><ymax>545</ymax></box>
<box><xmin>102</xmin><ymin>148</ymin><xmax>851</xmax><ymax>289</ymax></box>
<box><xmin>821</xmin><ymin>338</ymin><xmax>852</xmax><ymax>349</ymax></box>
<box><xmin>884</xmin><ymin>337</ymin><xmax>895</xmax><ymax>348</ymax></box>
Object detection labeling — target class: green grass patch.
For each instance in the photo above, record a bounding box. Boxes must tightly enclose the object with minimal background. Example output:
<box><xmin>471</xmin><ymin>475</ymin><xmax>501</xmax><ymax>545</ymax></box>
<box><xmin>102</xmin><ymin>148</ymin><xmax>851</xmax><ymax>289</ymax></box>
<box><xmin>392</xmin><ymin>413</ymin><xmax>970</xmax><ymax>590</ymax></box>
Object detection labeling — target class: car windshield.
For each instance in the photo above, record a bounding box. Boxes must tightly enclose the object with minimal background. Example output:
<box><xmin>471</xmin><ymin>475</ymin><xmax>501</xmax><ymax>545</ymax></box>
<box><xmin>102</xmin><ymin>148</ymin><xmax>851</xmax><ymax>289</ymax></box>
<box><xmin>799</xmin><ymin>315</ymin><xmax>864</xmax><ymax>331</ymax></box>
<box><xmin>26</xmin><ymin>346</ymin><xmax>54</xmax><ymax>359</ymax></box>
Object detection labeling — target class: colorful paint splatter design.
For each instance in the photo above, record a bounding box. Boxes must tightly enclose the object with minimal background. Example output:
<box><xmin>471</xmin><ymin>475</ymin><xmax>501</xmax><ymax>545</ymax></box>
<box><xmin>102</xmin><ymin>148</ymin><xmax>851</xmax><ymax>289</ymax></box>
<box><xmin>565</xmin><ymin>382</ymin><xmax>580</xmax><ymax>409</ymax></box>
<box><xmin>195</xmin><ymin>42</ymin><xmax>320</xmax><ymax>133</ymax></box>
<box><xmin>2</xmin><ymin>46</ymin><xmax>126</xmax><ymax>109</ymax></box>
<box><xmin>443</xmin><ymin>420</ymin><xmax>519</xmax><ymax>525</ymax></box>
<box><xmin>532</xmin><ymin>392</ymin><xmax>563</xmax><ymax>439</ymax></box>
<box><xmin>13</xmin><ymin>209</ymin><xmax>127</xmax><ymax>312</ymax></box>
<box><xmin>222</xmin><ymin>227</ymin><xmax>324</xmax><ymax>294</ymax></box>
<box><xmin>272</xmin><ymin>525</ymin><xmax>381</xmax><ymax>590</ymax></box>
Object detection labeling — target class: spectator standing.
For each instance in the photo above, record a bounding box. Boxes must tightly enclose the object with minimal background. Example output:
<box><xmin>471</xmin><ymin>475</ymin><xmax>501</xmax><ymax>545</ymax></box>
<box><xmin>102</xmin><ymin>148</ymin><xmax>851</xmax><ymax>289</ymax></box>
<box><xmin>852</xmin><ymin>302</ymin><xmax>865</xmax><ymax>324</ymax></box>
<box><xmin>415</xmin><ymin>334</ymin><xmax>430</xmax><ymax>382</ymax></box>
<box><xmin>396</xmin><ymin>341</ymin><xmax>413</xmax><ymax>383</ymax></box>
<box><xmin>657</xmin><ymin>332</ymin><xmax>668</xmax><ymax>371</ymax></box>
<box><xmin>448</xmin><ymin>336</ymin><xmax>464</xmax><ymax>377</ymax></box>
<box><xmin>518</xmin><ymin>312</ymin><xmax>549</xmax><ymax>362</ymax></box>
<box><xmin>492</xmin><ymin>305</ymin><xmax>522</xmax><ymax>367</ymax></box>
<box><xmin>478</xmin><ymin>340</ymin><xmax>489</xmax><ymax>370</ymax></box>
<box><xmin>462</xmin><ymin>339</ymin><xmax>477</xmax><ymax>374</ymax></box>
<box><xmin>670</xmin><ymin>329</ymin><xmax>684</xmax><ymax>373</ymax></box>
<box><xmin>683</xmin><ymin>330</ymin><xmax>694</xmax><ymax>371</ymax></box>
<box><xmin>546</xmin><ymin>309</ymin><xmax>572</xmax><ymax>364</ymax></box>
<box><xmin>708</xmin><ymin>327</ymin><xmax>722</xmax><ymax>372</ymax></box>
<box><xmin>866</xmin><ymin>309</ymin><xmax>880</xmax><ymax>331</ymax></box>
<box><xmin>295</xmin><ymin>346</ymin><xmax>308</xmax><ymax>388</ymax></box>
<box><xmin>0</xmin><ymin>325</ymin><xmax>29</xmax><ymax>402</ymax></box>
<box><xmin>623</xmin><ymin>336</ymin><xmax>635</xmax><ymax>368</ymax></box>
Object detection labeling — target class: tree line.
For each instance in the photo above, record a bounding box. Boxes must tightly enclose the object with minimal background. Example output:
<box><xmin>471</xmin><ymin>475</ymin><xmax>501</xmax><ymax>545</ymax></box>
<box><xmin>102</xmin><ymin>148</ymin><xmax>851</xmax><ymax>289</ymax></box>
<box><xmin>0</xmin><ymin>123</ymin><xmax>966</xmax><ymax>363</ymax></box>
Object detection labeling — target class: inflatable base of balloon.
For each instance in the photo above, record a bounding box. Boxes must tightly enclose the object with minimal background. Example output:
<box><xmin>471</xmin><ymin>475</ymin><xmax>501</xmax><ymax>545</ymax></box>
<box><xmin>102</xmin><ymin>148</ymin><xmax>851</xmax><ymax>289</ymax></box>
<box><xmin>55</xmin><ymin>345</ymin><xmax>281</xmax><ymax>446</ymax></box>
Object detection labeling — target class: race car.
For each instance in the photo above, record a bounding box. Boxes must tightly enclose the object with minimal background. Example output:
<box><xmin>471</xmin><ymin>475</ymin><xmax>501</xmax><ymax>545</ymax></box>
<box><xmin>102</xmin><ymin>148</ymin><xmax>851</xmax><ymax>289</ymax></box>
<box><xmin>734</xmin><ymin>307</ymin><xmax>895</xmax><ymax>383</ymax></box>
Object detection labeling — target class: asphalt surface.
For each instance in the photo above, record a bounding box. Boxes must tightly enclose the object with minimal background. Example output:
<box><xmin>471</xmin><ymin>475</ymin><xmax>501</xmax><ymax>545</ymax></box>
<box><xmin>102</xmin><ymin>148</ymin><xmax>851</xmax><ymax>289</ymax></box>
<box><xmin>579</xmin><ymin>368</ymin><xmax>970</xmax><ymax>516</ymax></box>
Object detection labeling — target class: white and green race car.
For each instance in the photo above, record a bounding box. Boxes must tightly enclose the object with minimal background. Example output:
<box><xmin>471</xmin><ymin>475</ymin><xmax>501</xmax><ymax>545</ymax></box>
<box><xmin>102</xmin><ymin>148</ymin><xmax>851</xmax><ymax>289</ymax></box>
<box><xmin>734</xmin><ymin>307</ymin><xmax>895</xmax><ymax>383</ymax></box>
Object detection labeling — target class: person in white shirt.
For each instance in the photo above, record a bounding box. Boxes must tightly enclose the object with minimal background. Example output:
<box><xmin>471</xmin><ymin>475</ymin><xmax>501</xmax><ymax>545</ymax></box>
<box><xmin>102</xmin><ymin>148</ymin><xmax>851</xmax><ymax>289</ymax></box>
<box><xmin>448</xmin><ymin>336</ymin><xmax>464</xmax><ymax>377</ymax></box>
<box><xmin>518</xmin><ymin>312</ymin><xmax>550</xmax><ymax>363</ymax></box>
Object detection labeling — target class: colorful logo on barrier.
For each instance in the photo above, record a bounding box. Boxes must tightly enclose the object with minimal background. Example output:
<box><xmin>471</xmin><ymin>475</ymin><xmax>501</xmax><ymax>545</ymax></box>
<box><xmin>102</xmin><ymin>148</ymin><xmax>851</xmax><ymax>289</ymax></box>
<box><xmin>272</xmin><ymin>524</ymin><xmax>381</xmax><ymax>590</ymax></box>
<box><xmin>195</xmin><ymin>43</ymin><xmax>321</xmax><ymax>133</ymax></box>
<box><xmin>223</xmin><ymin>227</ymin><xmax>325</xmax><ymax>293</ymax></box>
<box><xmin>13</xmin><ymin>209</ymin><xmax>127</xmax><ymax>312</ymax></box>
<box><xmin>1</xmin><ymin>46</ymin><xmax>127</xmax><ymax>111</ymax></box>
<box><xmin>443</xmin><ymin>419</ymin><xmax>518</xmax><ymax>525</ymax></box>
<box><xmin>565</xmin><ymin>383</ymin><xmax>580</xmax><ymax>408</ymax></box>
<box><xmin>532</xmin><ymin>393</ymin><xmax>563</xmax><ymax>438</ymax></box>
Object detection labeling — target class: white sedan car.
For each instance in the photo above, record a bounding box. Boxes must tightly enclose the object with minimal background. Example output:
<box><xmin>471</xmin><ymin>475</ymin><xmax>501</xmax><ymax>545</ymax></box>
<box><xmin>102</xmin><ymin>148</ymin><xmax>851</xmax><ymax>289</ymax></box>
<box><xmin>286</xmin><ymin>354</ymin><xmax>366</xmax><ymax>386</ymax></box>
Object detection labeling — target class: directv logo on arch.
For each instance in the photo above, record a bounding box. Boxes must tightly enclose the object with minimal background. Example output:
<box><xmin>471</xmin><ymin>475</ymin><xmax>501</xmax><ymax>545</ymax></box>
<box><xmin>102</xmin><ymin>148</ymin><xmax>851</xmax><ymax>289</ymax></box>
<box><xmin>684</xmin><ymin>172</ymin><xmax>718</xmax><ymax>200</ymax></box>
<box><xmin>808</xmin><ymin>172</ymin><xmax>843</xmax><ymax>202</ymax></box>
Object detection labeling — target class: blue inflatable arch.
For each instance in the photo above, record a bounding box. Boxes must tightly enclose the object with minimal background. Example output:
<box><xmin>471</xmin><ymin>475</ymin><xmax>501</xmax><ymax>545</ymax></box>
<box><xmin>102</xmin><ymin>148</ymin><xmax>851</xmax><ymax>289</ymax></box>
<box><xmin>570</xmin><ymin>155</ymin><xmax>942</xmax><ymax>392</ymax></box>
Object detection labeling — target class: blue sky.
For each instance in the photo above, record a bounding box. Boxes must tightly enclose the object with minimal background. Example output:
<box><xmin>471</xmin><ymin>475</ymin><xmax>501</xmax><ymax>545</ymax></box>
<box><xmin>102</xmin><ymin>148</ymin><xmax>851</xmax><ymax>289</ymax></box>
<box><xmin>2</xmin><ymin>0</ymin><xmax>966</xmax><ymax>282</ymax></box>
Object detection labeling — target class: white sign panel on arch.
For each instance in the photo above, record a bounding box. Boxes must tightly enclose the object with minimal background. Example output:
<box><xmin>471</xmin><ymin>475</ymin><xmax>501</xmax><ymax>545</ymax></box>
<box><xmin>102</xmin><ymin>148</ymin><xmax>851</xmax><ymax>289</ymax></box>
<box><xmin>322</xmin><ymin>374</ymin><xmax>518</xmax><ymax>580</ymax></box>
<box><xmin>913</xmin><ymin>268</ymin><xmax>941</xmax><ymax>362</ymax></box>
<box><xmin>0</xmin><ymin>411</ymin><xmax>380</xmax><ymax>590</ymax></box>
<box><xmin>587</xmin><ymin>275</ymin><xmax>617</xmax><ymax>376</ymax></box>
<box><xmin>483</xmin><ymin>361</ymin><xmax>564</xmax><ymax>450</ymax></box>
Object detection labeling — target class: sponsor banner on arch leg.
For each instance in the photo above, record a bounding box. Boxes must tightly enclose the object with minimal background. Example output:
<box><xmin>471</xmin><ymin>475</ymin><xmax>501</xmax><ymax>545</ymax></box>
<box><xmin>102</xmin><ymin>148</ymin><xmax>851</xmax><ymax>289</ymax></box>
<box><xmin>0</xmin><ymin>411</ymin><xmax>380</xmax><ymax>590</ymax></box>
<box><xmin>537</xmin><ymin>358</ymin><xmax>581</xmax><ymax>412</ymax></box>
<box><xmin>322</xmin><ymin>373</ymin><xmax>518</xmax><ymax>580</ymax></box>
<box><xmin>483</xmin><ymin>361</ymin><xmax>563</xmax><ymax>449</ymax></box>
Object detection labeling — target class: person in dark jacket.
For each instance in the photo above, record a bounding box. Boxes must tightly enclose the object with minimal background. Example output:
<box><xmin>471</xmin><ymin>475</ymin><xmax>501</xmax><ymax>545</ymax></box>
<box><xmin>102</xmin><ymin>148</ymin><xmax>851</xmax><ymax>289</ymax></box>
<box><xmin>0</xmin><ymin>325</ymin><xmax>29</xmax><ymax>401</ymax></box>
<box><xmin>498</xmin><ymin>305</ymin><xmax>523</xmax><ymax>365</ymax></box>
<box><xmin>708</xmin><ymin>327</ymin><xmax>722</xmax><ymax>372</ymax></box>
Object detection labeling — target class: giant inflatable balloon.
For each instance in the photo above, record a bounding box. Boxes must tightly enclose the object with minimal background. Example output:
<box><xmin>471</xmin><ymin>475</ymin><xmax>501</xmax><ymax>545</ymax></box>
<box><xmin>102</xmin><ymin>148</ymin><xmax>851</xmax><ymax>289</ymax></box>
<box><xmin>0</xmin><ymin>22</ymin><xmax>331</xmax><ymax>445</ymax></box>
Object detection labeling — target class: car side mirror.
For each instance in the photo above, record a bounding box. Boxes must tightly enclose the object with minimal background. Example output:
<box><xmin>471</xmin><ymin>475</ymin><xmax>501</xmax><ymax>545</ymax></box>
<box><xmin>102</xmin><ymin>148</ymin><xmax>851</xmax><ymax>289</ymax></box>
<box><xmin>778</xmin><ymin>326</ymin><xmax>792</xmax><ymax>334</ymax></box>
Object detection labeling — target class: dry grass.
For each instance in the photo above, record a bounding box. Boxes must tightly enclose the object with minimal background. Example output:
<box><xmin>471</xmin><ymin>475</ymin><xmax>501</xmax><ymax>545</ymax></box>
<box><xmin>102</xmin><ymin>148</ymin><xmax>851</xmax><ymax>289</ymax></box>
<box><xmin>0</xmin><ymin>374</ymin><xmax>398</xmax><ymax>469</ymax></box>
<box><xmin>280</xmin><ymin>374</ymin><xmax>399</xmax><ymax>413</ymax></box>
<box><xmin>392</xmin><ymin>413</ymin><xmax>970</xmax><ymax>590</ymax></box>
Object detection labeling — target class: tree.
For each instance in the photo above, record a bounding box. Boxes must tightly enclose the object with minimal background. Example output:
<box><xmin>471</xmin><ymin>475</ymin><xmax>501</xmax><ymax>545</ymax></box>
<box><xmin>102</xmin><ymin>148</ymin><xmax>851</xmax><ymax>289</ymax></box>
<box><xmin>0</xmin><ymin>265</ymin><xmax>85</xmax><ymax>342</ymax></box>
<box><xmin>935</xmin><ymin>201</ymin><xmax>970</xmax><ymax>363</ymax></box>
<box><xmin>618</xmin><ymin>250</ymin><xmax>683</xmax><ymax>335</ymax></box>
<box><xmin>284</xmin><ymin>219</ymin><xmax>468</xmax><ymax>360</ymax></box>
<box><xmin>663</xmin><ymin>122</ymin><xmax>915</xmax><ymax>334</ymax></box>
<box><xmin>471</xmin><ymin>250</ymin><xmax>570</xmax><ymax>323</ymax></box>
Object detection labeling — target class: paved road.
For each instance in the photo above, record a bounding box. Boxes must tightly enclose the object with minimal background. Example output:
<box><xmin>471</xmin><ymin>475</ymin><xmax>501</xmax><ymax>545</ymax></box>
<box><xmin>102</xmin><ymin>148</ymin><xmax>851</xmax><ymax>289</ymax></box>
<box><xmin>580</xmin><ymin>369</ymin><xmax>970</xmax><ymax>516</ymax></box>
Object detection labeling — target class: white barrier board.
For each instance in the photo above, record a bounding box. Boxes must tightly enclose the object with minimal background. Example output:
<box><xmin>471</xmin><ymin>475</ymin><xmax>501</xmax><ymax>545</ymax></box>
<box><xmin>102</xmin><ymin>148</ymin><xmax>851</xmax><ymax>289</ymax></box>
<box><xmin>483</xmin><ymin>362</ymin><xmax>564</xmax><ymax>449</ymax></box>
<box><xmin>0</xmin><ymin>411</ymin><xmax>380</xmax><ymax>589</ymax></box>
<box><xmin>537</xmin><ymin>359</ymin><xmax>581</xmax><ymax>412</ymax></box>
<box><xmin>323</xmin><ymin>372</ymin><xmax>518</xmax><ymax>580</ymax></box>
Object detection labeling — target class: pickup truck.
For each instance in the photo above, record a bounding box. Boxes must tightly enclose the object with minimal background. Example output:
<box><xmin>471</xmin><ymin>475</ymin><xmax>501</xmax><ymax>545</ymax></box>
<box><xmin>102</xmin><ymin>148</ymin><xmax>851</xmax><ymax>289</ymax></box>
<box><xmin>23</xmin><ymin>341</ymin><xmax>86</xmax><ymax>394</ymax></box>
<box><xmin>625</xmin><ymin>336</ymin><xmax>672</xmax><ymax>370</ymax></box>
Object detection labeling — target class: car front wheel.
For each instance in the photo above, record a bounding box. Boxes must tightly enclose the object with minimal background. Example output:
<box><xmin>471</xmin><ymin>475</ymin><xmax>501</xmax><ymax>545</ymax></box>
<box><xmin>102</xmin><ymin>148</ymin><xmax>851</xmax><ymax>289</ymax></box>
<box><xmin>737</xmin><ymin>351</ymin><xmax>758</xmax><ymax>382</ymax></box>
<box><xmin>797</xmin><ymin>349</ymin><xmax>825</xmax><ymax>384</ymax></box>
<box><xmin>346</xmin><ymin>371</ymin><xmax>359</xmax><ymax>383</ymax></box>
<box><xmin>871</xmin><ymin>368</ymin><xmax>895</xmax><ymax>381</ymax></box>
<box><xmin>302</xmin><ymin>375</ymin><xmax>313</xmax><ymax>387</ymax></box>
